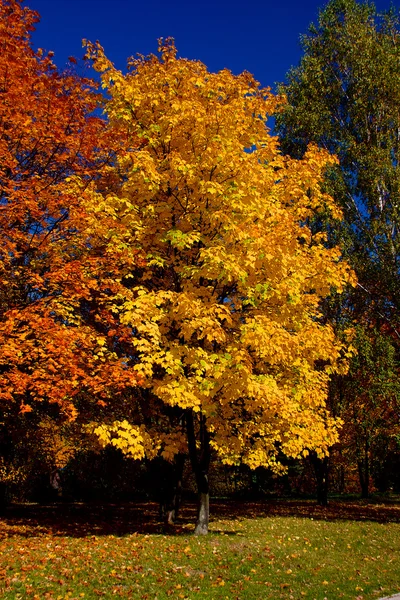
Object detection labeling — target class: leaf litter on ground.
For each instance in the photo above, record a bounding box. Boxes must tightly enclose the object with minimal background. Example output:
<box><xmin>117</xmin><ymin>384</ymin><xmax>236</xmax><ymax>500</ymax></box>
<box><xmin>0</xmin><ymin>499</ymin><xmax>399</xmax><ymax>599</ymax></box>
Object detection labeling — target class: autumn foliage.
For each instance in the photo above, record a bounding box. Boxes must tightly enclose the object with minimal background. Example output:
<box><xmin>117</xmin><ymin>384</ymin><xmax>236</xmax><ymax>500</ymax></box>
<box><xmin>0</xmin><ymin>0</ymin><xmax>143</xmax><ymax>421</ymax></box>
<box><xmin>0</xmin><ymin>1</ymin><xmax>356</xmax><ymax>532</ymax></box>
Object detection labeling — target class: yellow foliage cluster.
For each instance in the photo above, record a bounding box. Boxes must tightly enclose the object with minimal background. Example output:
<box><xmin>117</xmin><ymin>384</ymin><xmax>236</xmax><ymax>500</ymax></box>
<box><xmin>91</xmin><ymin>420</ymin><xmax>187</xmax><ymax>463</ymax></box>
<box><xmin>93</xmin><ymin>420</ymin><xmax>153</xmax><ymax>460</ymax></box>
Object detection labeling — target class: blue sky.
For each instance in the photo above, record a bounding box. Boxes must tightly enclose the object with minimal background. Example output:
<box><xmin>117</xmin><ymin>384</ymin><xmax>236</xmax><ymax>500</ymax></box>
<box><xmin>30</xmin><ymin>0</ymin><xmax>394</xmax><ymax>91</ymax></box>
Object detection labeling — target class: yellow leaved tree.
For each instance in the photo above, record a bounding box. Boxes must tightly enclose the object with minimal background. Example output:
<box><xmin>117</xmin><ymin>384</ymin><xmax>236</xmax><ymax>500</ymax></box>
<box><xmin>80</xmin><ymin>39</ymin><xmax>355</xmax><ymax>533</ymax></box>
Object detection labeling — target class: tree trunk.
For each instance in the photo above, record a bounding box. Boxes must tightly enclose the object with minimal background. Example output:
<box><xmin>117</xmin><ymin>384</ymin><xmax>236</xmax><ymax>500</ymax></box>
<box><xmin>358</xmin><ymin>438</ymin><xmax>370</xmax><ymax>499</ymax></box>
<box><xmin>338</xmin><ymin>449</ymin><xmax>345</xmax><ymax>494</ymax></box>
<box><xmin>0</xmin><ymin>481</ymin><xmax>7</xmax><ymax>515</ymax></box>
<box><xmin>310</xmin><ymin>452</ymin><xmax>329</xmax><ymax>506</ymax></box>
<box><xmin>186</xmin><ymin>410</ymin><xmax>210</xmax><ymax>535</ymax></box>
<box><xmin>161</xmin><ymin>453</ymin><xmax>185</xmax><ymax>525</ymax></box>
<box><xmin>194</xmin><ymin>489</ymin><xmax>209</xmax><ymax>535</ymax></box>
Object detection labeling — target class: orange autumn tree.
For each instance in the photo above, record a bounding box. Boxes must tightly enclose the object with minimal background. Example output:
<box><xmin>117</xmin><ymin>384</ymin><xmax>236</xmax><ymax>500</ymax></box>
<box><xmin>0</xmin><ymin>0</ymin><xmax>144</xmax><ymax>447</ymax></box>
<box><xmin>79</xmin><ymin>39</ymin><xmax>355</xmax><ymax>533</ymax></box>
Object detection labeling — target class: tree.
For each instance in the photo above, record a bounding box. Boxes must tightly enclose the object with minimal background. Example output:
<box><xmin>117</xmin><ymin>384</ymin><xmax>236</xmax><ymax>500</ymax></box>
<box><xmin>276</xmin><ymin>0</ymin><xmax>400</xmax><ymax>499</ymax></box>
<box><xmin>0</xmin><ymin>0</ymin><xmax>145</xmax><ymax>476</ymax></box>
<box><xmin>80</xmin><ymin>39</ymin><xmax>355</xmax><ymax>533</ymax></box>
<box><xmin>276</xmin><ymin>0</ymin><xmax>400</xmax><ymax>330</ymax></box>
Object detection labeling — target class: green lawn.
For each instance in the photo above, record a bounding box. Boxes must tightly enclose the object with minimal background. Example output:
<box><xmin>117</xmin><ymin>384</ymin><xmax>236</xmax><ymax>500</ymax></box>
<box><xmin>0</xmin><ymin>500</ymin><xmax>399</xmax><ymax>599</ymax></box>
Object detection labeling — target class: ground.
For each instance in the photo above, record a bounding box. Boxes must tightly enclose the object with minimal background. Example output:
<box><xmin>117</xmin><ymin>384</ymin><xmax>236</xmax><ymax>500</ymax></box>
<box><xmin>0</xmin><ymin>499</ymin><xmax>399</xmax><ymax>599</ymax></box>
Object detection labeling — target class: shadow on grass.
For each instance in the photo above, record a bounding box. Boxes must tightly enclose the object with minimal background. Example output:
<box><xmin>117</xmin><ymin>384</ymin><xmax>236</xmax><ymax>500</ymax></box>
<box><xmin>0</xmin><ymin>497</ymin><xmax>399</xmax><ymax>539</ymax></box>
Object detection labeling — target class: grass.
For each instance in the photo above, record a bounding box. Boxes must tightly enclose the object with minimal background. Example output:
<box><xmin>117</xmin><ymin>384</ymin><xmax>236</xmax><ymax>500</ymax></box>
<box><xmin>0</xmin><ymin>499</ymin><xmax>399</xmax><ymax>599</ymax></box>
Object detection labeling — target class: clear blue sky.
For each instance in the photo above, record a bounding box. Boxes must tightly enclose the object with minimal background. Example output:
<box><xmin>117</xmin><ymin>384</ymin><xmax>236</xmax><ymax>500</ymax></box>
<box><xmin>29</xmin><ymin>0</ymin><xmax>395</xmax><ymax>91</ymax></box>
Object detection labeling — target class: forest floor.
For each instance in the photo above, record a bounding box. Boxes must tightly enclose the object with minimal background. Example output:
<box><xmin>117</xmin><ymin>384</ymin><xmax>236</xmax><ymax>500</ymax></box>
<box><xmin>0</xmin><ymin>498</ymin><xmax>399</xmax><ymax>599</ymax></box>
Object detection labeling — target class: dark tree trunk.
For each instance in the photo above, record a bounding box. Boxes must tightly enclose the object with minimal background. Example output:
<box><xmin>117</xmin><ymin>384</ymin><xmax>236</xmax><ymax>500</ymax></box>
<box><xmin>310</xmin><ymin>452</ymin><xmax>330</xmax><ymax>506</ymax></box>
<box><xmin>0</xmin><ymin>482</ymin><xmax>7</xmax><ymax>515</ymax></box>
<box><xmin>358</xmin><ymin>439</ymin><xmax>370</xmax><ymax>499</ymax></box>
<box><xmin>159</xmin><ymin>453</ymin><xmax>186</xmax><ymax>525</ymax></box>
<box><xmin>186</xmin><ymin>410</ymin><xmax>210</xmax><ymax>535</ymax></box>
<box><xmin>338</xmin><ymin>449</ymin><xmax>345</xmax><ymax>494</ymax></box>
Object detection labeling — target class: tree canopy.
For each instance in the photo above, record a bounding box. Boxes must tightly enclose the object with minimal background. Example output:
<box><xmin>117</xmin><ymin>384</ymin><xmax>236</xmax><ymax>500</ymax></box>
<box><xmin>0</xmin><ymin>0</ymin><xmax>143</xmax><ymax>419</ymax></box>
<box><xmin>277</xmin><ymin>0</ymin><xmax>400</xmax><ymax>331</ymax></box>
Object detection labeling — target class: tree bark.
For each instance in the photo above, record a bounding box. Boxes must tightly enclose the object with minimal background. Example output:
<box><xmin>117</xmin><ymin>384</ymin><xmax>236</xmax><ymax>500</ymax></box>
<box><xmin>194</xmin><ymin>489</ymin><xmax>209</xmax><ymax>535</ymax></box>
<box><xmin>161</xmin><ymin>453</ymin><xmax>185</xmax><ymax>525</ymax></box>
<box><xmin>186</xmin><ymin>410</ymin><xmax>210</xmax><ymax>535</ymax></box>
<box><xmin>310</xmin><ymin>452</ymin><xmax>329</xmax><ymax>506</ymax></box>
<box><xmin>358</xmin><ymin>438</ymin><xmax>370</xmax><ymax>499</ymax></box>
<box><xmin>0</xmin><ymin>482</ymin><xmax>7</xmax><ymax>515</ymax></box>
